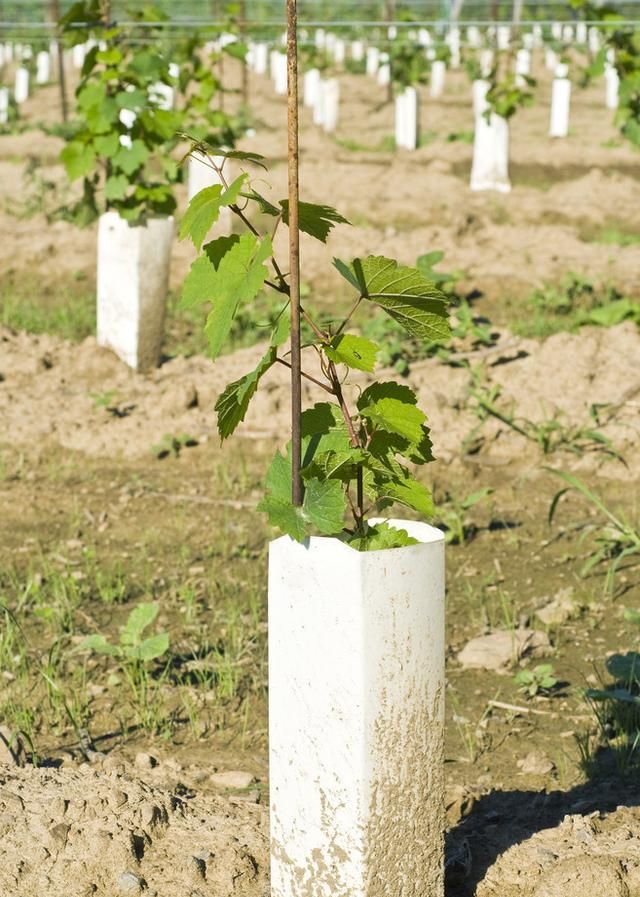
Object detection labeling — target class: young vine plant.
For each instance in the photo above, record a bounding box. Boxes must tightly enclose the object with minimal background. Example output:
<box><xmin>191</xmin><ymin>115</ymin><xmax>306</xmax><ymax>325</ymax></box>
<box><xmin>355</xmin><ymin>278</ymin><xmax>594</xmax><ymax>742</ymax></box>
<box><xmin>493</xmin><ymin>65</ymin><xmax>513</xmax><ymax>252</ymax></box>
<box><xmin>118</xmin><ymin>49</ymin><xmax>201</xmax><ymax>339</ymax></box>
<box><xmin>180</xmin><ymin>143</ymin><xmax>451</xmax><ymax>551</ymax></box>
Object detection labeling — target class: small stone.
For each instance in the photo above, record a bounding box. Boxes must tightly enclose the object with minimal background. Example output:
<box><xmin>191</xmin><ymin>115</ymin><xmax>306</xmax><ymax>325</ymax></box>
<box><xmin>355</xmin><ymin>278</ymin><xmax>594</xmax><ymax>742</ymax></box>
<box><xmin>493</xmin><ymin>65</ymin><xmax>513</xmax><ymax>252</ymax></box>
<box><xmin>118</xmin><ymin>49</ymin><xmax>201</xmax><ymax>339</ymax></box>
<box><xmin>189</xmin><ymin>855</ymin><xmax>206</xmax><ymax>880</ymax></box>
<box><xmin>210</xmin><ymin>770</ymin><xmax>255</xmax><ymax>790</ymax></box>
<box><xmin>535</xmin><ymin>588</ymin><xmax>579</xmax><ymax>626</ymax></box>
<box><xmin>457</xmin><ymin>629</ymin><xmax>550</xmax><ymax>672</ymax></box>
<box><xmin>139</xmin><ymin>802</ymin><xmax>160</xmax><ymax>828</ymax></box>
<box><xmin>445</xmin><ymin>785</ymin><xmax>476</xmax><ymax>825</ymax></box>
<box><xmin>48</xmin><ymin>822</ymin><xmax>71</xmax><ymax>850</ymax></box>
<box><xmin>230</xmin><ymin>790</ymin><xmax>261</xmax><ymax>805</ymax></box>
<box><xmin>116</xmin><ymin>871</ymin><xmax>145</xmax><ymax>894</ymax></box>
<box><xmin>109</xmin><ymin>790</ymin><xmax>128</xmax><ymax>809</ymax></box>
<box><xmin>518</xmin><ymin>751</ymin><xmax>555</xmax><ymax>776</ymax></box>
<box><xmin>134</xmin><ymin>752</ymin><xmax>157</xmax><ymax>770</ymax></box>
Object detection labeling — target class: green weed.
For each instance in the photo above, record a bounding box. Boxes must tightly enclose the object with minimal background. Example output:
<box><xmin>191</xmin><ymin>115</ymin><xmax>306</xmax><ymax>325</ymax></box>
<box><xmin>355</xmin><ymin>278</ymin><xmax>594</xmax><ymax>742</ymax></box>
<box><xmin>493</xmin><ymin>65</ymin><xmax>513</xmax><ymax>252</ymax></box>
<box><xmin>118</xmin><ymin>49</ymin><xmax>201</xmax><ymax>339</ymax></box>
<box><xmin>548</xmin><ymin>470</ymin><xmax>640</xmax><ymax>596</ymax></box>
<box><xmin>514</xmin><ymin>663</ymin><xmax>559</xmax><ymax>698</ymax></box>
<box><xmin>513</xmin><ymin>273</ymin><xmax>637</xmax><ymax>339</ymax></box>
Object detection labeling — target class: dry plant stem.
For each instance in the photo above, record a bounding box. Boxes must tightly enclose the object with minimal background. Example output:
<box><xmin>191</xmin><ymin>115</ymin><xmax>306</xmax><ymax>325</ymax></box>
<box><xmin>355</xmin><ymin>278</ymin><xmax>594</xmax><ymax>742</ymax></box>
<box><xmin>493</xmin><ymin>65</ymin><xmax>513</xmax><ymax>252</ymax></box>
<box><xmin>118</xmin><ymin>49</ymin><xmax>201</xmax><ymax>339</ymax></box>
<box><xmin>286</xmin><ymin>0</ymin><xmax>303</xmax><ymax>507</ymax></box>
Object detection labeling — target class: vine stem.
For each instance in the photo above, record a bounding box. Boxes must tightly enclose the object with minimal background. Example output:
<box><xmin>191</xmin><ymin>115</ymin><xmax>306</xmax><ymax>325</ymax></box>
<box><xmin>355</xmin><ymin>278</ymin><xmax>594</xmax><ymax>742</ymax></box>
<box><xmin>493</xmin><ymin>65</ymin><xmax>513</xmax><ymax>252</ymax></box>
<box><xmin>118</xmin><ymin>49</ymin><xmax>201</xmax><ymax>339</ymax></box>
<box><xmin>335</xmin><ymin>295</ymin><xmax>363</xmax><ymax>337</ymax></box>
<box><xmin>286</xmin><ymin>0</ymin><xmax>303</xmax><ymax>507</ymax></box>
<box><xmin>276</xmin><ymin>358</ymin><xmax>333</xmax><ymax>394</ymax></box>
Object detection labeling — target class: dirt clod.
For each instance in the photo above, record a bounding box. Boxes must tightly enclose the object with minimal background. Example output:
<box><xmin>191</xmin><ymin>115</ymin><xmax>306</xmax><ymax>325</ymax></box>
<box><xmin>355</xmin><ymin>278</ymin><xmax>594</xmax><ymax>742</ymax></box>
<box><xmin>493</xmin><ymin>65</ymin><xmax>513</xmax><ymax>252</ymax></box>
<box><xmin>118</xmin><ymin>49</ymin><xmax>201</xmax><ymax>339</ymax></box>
<box><xmin>457</xmin><ymin>630</ymin><xmax>550</xmax><ymax>672</ymax></box>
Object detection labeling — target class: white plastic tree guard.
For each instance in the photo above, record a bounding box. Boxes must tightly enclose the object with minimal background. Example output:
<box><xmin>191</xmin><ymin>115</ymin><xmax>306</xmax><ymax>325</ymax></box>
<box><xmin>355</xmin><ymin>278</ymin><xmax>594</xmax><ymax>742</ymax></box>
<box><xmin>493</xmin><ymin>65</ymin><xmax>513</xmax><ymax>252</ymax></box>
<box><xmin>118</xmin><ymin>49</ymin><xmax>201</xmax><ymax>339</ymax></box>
<box><xmin>544</xmin><ymin>48</ymin><xmax>557</xmax><ymax>71</ymax></box>
<box><xmin>472</xmin><ymin>78</ymin><xmax>490</xmax><ymax>120</ymax></box>
<box><xmin>467</xmin><ymin>25</ymin><xmax>481</xmax><ymax>48</ymax></box>
<box><xmin>471</xmin><ymin>109</ymin><xmax>511</xmax><ymax>193</ymax></box>
<box><xmin>272</xmin><ymin>51</ymin><xmax>288</xmax><ymax>96</ymax></box>
<box><xmin>366</xmin><ymin>46</ymin><xmax>379</xmax><ymax>76</ymax></box>
<box><xmin>268</xmin><ymin>519</ymin><xmax>445</xmax><ymax>897</ymax></box>
<box><xmin>315</xmin><ymin>78</ymin><xmax>340</xmax><ymax>132</ymax></box>
<box><xmin>97</xmin><ymin>212</ymin><xmax>174</xmax><ymax>372</ymax></box>
<box><xmin>315</xmin><ymin>28</ymin><xmax>326</xmax><ymax>49</ymax></box>
<box><xmin>250</xmin><ymin>42</ymin><xmax>268</xmax><ymax>75</ymax></box>
<box><xmin>333</xmin><ymin>38</ymin><xmax>345</xmax><ymax>64</ymax></box>
<box><xmin>14</xmin><ymin>67</ymin><xmax>29</xmax><ymax>104</ymax></box>
<box><xmin>418</xmin><ymin>27</ymin><xmax>432</xmax><ymax>46</ymax></box>
<box><xmin>479</xmin><ymin>48</ymin><xmax>493</xmax><ymax>77</ymax></box>
<box><xmin>549</xmin><ymin>65</ymin><xmax>571</xmax><ymax>138</ymax></box>
<box><xmin>351</xmin><ymin>40</ymin><xmax>364</xmax><ymax>61</ymax></box>
<box><xmin>72</xmin><ymin>42</ymin><xmax>85</xmax><ymax>68</ymax></box>
<box><xmin>395</xmin><ymin>86</ymin><xmax>419</xmax><ymax>150</ymax></box>
<box><xmin>36</xmin><ymin>50</ymin><xmax>50</xmax><ymax>84</ymax></box>
<box><xmin>303</xmin><ymin>68</ymin><xmax>321</xmax><ymax>108</ymax></box>
<box><xmin>118</xmin><ymin>108</ymin><xmax>136</xmax><ymax>148</ymax></box>
<box><xmin>446</xmin><ymin>27</ymin><xmax>461</xmax><ymax>68</ymax></box>
<box><xmin>430</xmin><ymin>60</ymin><xmax>446</xmax><ymax>98</ymax></box>
<box><xmin>0</xmin><ymin>88</ymin><xmax>8</xmax><ymax>124</ymax></box>
<box><xmin>589</xmin><ymin>27</ymin><xmax>601</xmax><ymax>54</ymax></box>
<box><xmin>151</xmin><ymin>81</ymin><xmax>174</xmax><ymax>110</ymax></box>
<box><xmin>497</xmin><ymin>24</ymin><xmax>510</xmax><ymax>50</ymax></box>
<box><xmin>377</xmin><ymin>54</ymin><xmax>390</xmax><ymax>86</ymax></box>
<box><xmin>515</xmin><ymin>48</ymin><xmax>531</xmax><ymax>87</ymax></box>
<box><xmin>605</xmin><ymin>61</ymin><xmax>619</xmax><ymax>109</ymax></box>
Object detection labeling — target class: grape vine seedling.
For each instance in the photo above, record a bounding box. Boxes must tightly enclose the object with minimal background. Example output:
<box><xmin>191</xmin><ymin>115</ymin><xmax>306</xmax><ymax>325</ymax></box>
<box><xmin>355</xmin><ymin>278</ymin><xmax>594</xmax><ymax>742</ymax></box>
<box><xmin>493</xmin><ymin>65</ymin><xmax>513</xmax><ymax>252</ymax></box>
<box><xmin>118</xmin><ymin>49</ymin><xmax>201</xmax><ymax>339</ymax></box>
<box><xmin>179</xmin><ymin>146</ymin><xmax>451</xmax><ymax>550</ymax></box>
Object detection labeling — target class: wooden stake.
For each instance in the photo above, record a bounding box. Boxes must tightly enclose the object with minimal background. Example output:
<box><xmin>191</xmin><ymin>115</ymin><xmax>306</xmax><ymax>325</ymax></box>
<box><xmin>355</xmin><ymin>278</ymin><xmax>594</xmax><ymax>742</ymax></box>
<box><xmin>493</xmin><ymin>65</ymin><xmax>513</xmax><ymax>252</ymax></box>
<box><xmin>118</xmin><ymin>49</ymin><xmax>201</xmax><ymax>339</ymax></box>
<box><xmin>50</xmin><ymin>0</ymin><xmax>68</xmax><ymax>123</ymax></box>
<box><xmin>239</xmin><ymin>0</ymin><xmax>248</xmax><ymax>107</ymax></box>
<box><xmin>286</xmin><ymin>0</ymin><xmax>302</xmax><ymax>507</ymax></box>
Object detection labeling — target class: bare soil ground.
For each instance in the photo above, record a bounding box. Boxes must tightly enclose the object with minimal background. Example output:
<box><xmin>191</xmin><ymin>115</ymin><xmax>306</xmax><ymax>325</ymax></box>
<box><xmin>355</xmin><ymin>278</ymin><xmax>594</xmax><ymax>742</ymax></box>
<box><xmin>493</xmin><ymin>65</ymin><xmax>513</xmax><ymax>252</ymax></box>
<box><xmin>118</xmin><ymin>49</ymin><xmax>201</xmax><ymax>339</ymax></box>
<box><xmin>0</xmin><ymin>51</ymin><xmax>639</xmax><ymax>896</ymax></box>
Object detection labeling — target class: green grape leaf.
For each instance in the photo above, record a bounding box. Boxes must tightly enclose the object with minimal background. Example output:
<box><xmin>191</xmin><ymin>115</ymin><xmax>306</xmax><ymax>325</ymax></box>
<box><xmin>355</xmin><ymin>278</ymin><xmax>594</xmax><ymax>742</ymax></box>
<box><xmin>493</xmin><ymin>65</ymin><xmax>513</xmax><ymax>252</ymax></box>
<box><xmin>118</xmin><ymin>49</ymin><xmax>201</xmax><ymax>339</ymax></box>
<box><xmin>60</xmin><ymin>141</ymin><xmax>96</xmax><ymax>180</ymax></box>
<box><xmin>179</xmin><ymin>173</ymin><xmax>247</xmax><ymax>249</ymax></box>
<box><xmin>325</xmin><ymin>333</ymin><xmax>378</xmax><ymax>372</ymax></box>
<box><xmin>241</xmin><ymin>189</ymin><xmax>281</xmax><ymax>217</ymax></box>
<box><xmin>334</xmin><ymin>255</ymin><xmax>450</xmax><ymax>343</ymax></box>
<box><xmin>179</xmin><ymin>138</ymin><xmax>268</xmax><ymax>170</ymax></box>
<box><xmin>300</xmin><ymin>402</ymin><xmax>352</xmax><ymax>466</ymax></box>
<box><xmin>181</xmin><ymin>235</ymin><xmax>239</xmax><ymax>309</ymax></box>
<box><xmin>348</xmin><ymin>522</ymin><xmax>418</xmax><ymax>551</ymax></box>
<box><xmin>258</xmin><ymin>451</ymin><xmax>347</xmax><ymax>541</ymax></box>
<box><xmin>280</xmin><ymin>200</ymin><xmax>350</xmax><ymax>242</ymax></box>
<box><xmin>93</xmin><ymin>132</ymin><xmax>120</xmax><ymax>157</ymax></box>
<box><xmin>358</xmin><ymin>381</ymin><xmax>418</xmax><ymax>409</ymax></box>
<box><xmin>115</xmin><ymin>87</ymin><xmax>147</xmax><ymax>111</ymax></box>
<box><xmin>104</xmin><ymin>174</ymin><xmax>129</xmax><ymax>201</ymax></box>
<box><xmin>223</xmin><ymin>41</ymin><xmax>248</xmax><ymax>61</ymax></box>
<box><xmin>375</xmin><ymin>471</ymin><xmax>434</xmax><ymax>516</ymax></box>
<box><xmin>361</xmin><ymin>397</ymin><xmax>426</xmax><ymax>444</ymax></box>
<box><xmin>303</xmin><ymin>478</ymin><xmax>347</xmax><ymax>534</ymax></box>
<box><xmin>215</xmin><ymin>315</ymin><xmax>288</xmax><ymax>441</ymax></box>
<box><xmin>182</xmin><ymin>234</ymin><xmax>272</xmax><ymax>359</ymax></box>
<box><xmin>112</xmin><ymin>139</ymin><xmax>149</xmax><ymax>176</ymax></box>
<box><xmin>303</xmin><ymin>446</ymin><xmax>366</xmax><ymax>483</ymax></box>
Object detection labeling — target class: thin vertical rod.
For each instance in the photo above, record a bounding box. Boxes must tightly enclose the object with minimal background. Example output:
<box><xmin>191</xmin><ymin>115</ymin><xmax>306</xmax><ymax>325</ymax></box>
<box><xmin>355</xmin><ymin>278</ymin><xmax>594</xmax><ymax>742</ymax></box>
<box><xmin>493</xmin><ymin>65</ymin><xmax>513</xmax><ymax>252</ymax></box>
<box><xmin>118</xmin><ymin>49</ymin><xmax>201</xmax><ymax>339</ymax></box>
<box><xmin>50</xmin><ymin>0</ymin><xmax>68</xmax><ymax>122</ymax></box>
<box><xmin>286</xmin><ymin>0</ymin><xmax>302</xmax><ymax>507</ymax></box>
<box><xmin>240</xmin><ymin>0</ymin><xmax>248</xmax><ymax>107</ymax></box>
